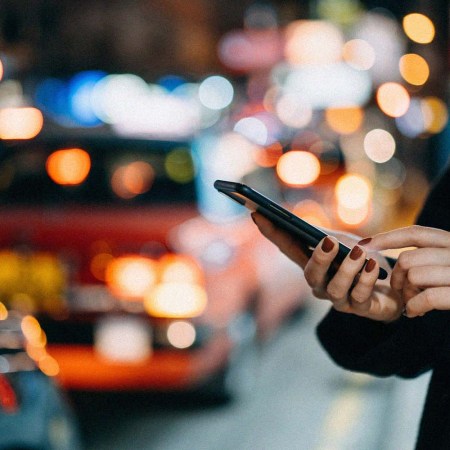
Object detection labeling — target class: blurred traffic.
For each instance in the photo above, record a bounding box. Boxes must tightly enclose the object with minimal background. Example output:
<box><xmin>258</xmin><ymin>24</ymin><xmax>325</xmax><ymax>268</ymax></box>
<box><xmin>0</xmin><ymin>0</ymin><xmax>448</xmax><ymax>448</ymax></box>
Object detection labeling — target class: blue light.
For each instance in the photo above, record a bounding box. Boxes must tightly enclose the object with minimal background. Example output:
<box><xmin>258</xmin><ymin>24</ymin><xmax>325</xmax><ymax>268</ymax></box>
<box><xmin>157</xmin><ymin>75</ymin><xmax>186</xmax><ymax>92</ymax></box>
<box><xmin>68</xmin><ymin>71</ymin><xmax>107</xmax><ymax>126</ymax></box>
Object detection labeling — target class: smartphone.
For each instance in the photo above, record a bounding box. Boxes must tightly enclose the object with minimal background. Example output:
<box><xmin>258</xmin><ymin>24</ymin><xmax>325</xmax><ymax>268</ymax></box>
<box><xmin>214</xmin><ymin>179</ymin><xmax>388</xmax><ymax>280</ymax></box>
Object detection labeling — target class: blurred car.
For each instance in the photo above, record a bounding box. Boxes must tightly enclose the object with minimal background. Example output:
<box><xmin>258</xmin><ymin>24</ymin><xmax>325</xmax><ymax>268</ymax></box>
<box><xmin>0</xmin><ymin>307</ymin><xmax>82</xmax><ymax>450</ymax></box>
<box><xmin>0</xmin><ymin>134</ymin><xmax>307</xmax><ymax>399</ymax></box>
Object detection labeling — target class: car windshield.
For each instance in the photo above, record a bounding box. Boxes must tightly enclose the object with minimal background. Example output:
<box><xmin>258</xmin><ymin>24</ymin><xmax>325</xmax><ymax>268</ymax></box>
<box><xmin>0</xmin><ymin>136</ymin><xmax>196</xmax><ymax>206</ymax></box>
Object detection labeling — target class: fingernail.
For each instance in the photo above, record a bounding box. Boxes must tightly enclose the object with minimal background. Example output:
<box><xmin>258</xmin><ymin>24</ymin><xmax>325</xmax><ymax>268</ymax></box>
<box><xmin>350</xmin><ymin>245</ymin><xmax>363</xmax><ymax>260</ymax></box>
<box><xmin>364</xmin><ymin>258</ymin><xmax>376</xmax><ymax>272</ymax></box>
<box><xmin>321</xmin><ymin>237</ymin><xmax>334</xmax><ymax>253</ymax></box>
<box><xmin>358</xmin><ymin>237</ymin><xmax>372</xmax><ymax>245</ymax></box>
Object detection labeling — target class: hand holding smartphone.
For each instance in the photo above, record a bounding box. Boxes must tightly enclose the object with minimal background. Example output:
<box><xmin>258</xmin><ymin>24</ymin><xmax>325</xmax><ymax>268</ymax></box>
<box><xmin>214</xmin><ymin>179</ymin><xmax>388</xmax><ymax>280</ymax></box>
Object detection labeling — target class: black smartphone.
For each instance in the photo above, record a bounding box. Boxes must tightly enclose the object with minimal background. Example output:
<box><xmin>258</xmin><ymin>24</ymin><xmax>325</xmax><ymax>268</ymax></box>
<box><xmin>214</xmin><ymin>179</ymin><xmax>388</xmax><ymax>280</ymax></box>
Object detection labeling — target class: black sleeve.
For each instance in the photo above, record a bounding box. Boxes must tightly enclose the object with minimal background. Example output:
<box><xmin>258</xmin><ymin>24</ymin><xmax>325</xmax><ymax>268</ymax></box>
<box><xmin>316</xmin><ymin>164</ymin><xmax>450</xmax><ymax>378</ymax></box>
<box><xmin>316</xmin><ymin>309</ymin><xmax>447</xmax><ymax>378</ymax></box>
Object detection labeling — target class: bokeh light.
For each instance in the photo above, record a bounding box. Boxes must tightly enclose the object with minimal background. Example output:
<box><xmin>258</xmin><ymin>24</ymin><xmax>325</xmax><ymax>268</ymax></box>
<box><xmin>198</xmin><ymin>76</ymin><xmax>234</xmax><ymax>110</ymax></box>
<box><xmin>342</xmin><ymin>39</ymin><xmax>376</xmax><ymax>71</ymax></box>
<box><xmin>335</xmin><ymin>173</ymin><xmax>372</xmax><ymax>209</ymax></box>
<box><xmin>399</xmin><ymin>54</ymin><xmax>429</xmax><ymax>86</ymax></box>
<box><xmin>376</xmin><ymin>82</ymin><xmax>410</xmax><ymax>118</ymax></box>
<box><xmin>275</xmin><ymin>93</ymin><xmax>313</xmax><ymax>128</ymax></box>
<box><xmin>292</xmin><ymin>199</ymin><xmax>332</xmax><ymax>228</ymax></box>
<box><xmin>164</xmin><ymin>148</ymin><xmax>196</xmax><ymax>183</ymax></box>
<box><xmin>422</xmin><ymin>96</ymin><xmax>449</xmax><ymax>134</ymax></box>
<box><xmin>0</xmin><ymin>107</ymin><xmax>44</xmax><ymax>140</ymax></box>
<box><xmin>46</xmin><ymin>148</ymin><xmax>91</xmax><ymax>185</ymax></box>
<box><xmin>253</xmin><ymin>142</ymin><xmax>283</xmax><ymax>168</ymax></box>
<box><xmin>325</xmin><ymin>106</ymin><xmax>364</xmax><ymax>135</ymax></box>
<box><xmin>167</xmin><ymin>321</ymin><xmax>196</xmax><ymax>349</ymax></box>
<box><xmin>111</xmin><ymin>161</ymin><xmax>155</xmax><ymax>199</ymax></box>
<box><xmin>105</xmin><ymin>256</ymin><xmax>158</xmax><ymax>300</ymax></box>
<box><xmin>402</xmin><ymin>13</ymin><xmax>435</xmax><ymax>44</ymax></box>
<box><xmin>284</xmin><ymin>20</ymin><xmax>344</xmax><ymax>65</ymax></box>
<box><xmin>364</xmin><ymin>129</ymin><xmax>396</xmax><ymax>163</ymax></box>
<box><xmin>276</xmin><ymin>151</ymin><xmax>321</xmax><ymax>187</ymax></box>
<box><xmin>234</xmin><ymin>117</ymin><xmax>268</xmax><ymax>146</ymax></box>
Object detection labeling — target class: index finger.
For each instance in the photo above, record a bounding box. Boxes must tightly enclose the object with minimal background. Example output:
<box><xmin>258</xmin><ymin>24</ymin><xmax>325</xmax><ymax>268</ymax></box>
<box><xmin>359</xmin><ymin>225</ymin><xmax>450</xmax><ymax>251</ymax></box>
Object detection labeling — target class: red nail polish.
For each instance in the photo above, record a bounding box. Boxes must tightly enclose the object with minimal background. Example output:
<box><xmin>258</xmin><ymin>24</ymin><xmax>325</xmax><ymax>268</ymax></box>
<box><xmin>350</xmin><ymin>245</ymin><xmax>363</xmax><ymax>260</ymax></box>
<box><xmin>321</xmin><ymin>237</ymin><xmax>334</xmax><ymax>253</ymax></box>
<box><xmin>365</xmin><ymin>258</ymin><xmax>376</xmax><ymax>273</ymax></box>
<box><xmin>358</xmin><ymin>237</ymin><xmax>372</xmax><ymax>246</ymax></box>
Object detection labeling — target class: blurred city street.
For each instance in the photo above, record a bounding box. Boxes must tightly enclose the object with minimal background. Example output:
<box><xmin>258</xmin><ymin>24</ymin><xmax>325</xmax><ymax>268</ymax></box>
<box><xmin>74</xmin><ymin>300</ymin><xmax>430</xmax><ymax>450</ymax></box>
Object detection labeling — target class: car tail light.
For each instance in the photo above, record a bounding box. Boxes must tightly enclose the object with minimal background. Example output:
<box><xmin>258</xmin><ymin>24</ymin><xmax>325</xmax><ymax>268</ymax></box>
<box><xmin>144</xmin><ymin>282</ymin><xmax>207</xmax><ymax>318</ymax></box>
<box><xmin>158</xmin><ymin>254</ymin><xmax>204</xmax><ymax>285</ymax></box>
<box><xmin>105</xmin><ymin>256</ymin><xmax>158</xmax><ymax>300</ymax></box>
<box><xmin>0</xmin><ymin>374</ymin><xmax>19</xmax><ymax>414</ymax></box>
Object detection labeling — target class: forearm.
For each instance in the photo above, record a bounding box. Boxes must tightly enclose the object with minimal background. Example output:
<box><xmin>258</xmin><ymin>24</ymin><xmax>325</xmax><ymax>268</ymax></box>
<box><xmin>316</xmin><ymin>308</ymin><xmax>439</xmax><ymax>378</ymax></box>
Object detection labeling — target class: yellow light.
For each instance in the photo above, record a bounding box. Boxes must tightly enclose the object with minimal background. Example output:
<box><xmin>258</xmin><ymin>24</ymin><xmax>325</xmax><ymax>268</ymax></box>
<box><xmin>167</xmin><ymin>321</ymin><xmax>196</xmax><ymax>349</ymax></box>
<box><xmin>276</xmin><ymin>151</ymin><xmax>321</xmax><ymax>187</ymax></box>
<box><xmin>164</xmin><ymin>148</ymin><xmax>195</xmax><ymax>184</ymax></box>
<box><xmin>292</xmin><ymin>200</ymin><xmax>332</xmax><ymax>229</ymax></box>
<box><xmin>21</xmin><ymin>315</ymin><xmax>43</xmax><ymax>344</ymax></box>
<box><xmin>342</xmin><ymin>39</ymin><xmax>376</xmax><ymax>71</ymax></box>
<box><xmin>46</xmin><ymin>148</ymin><xmax>91</xmax><ymax>185</ymax></box>
<box><xmin>325</xmin><ymin>106</ymin><xmax>364</xmax><ymax>135</ymax></box>
<box><xmin>403</xmin><ymin>13</ymin><xmax>435</xmax><ymax>44</ymax></box>
<box><xmin>38</xmin><ymin>354</ymin><xmax>60</xmax><ymax>377</ymax></box>
<box><xmin>0</xmin><ymin>302</ymin><xmax>7</xmax><ymax>320</ymax></box>
<box><xmin>337</xmin><ymin>203</ymin><xmax>370</xmax><ymax>227</ymax></box>
<box><xmin>422</xmin><ymin>96</ymin><xmax>449</xmax><ymax>134</ymax></box>
<box><xmin>106</xmin><ymin>256</ymin><xmax>158</xmax><ymax>300</ymax></box>
<box><xmin>144</xmin><ymin>283</ymin><xmax>207</xmax><ymax>318</ymax></box>
<box><xmin>399</xmin><ymin>54</ymin><xmax>430</xmax><ymax>86</ymax></box>
<box><xmin>376</xmin><ymin>82</ymin><xmax>410</xmax><ymax>118</ymax></box>
<box><xmin>364</xmin><ymin>129</ymin><xmax>396</xmax><ymax>163</ymax></box>
<box><xmin>335</xmin><ymin>174</ymin><xmax>372</xmax><ymax>209</ymax></box>
<box><xmin>158</xmin><ymin>254</ymin><xmax>204</xmax><ymax>285</ymax></box>
<box><xmin>0</xmin><ymin>107</ymin><xmax>44</xmax><ymax>140</ymax></box>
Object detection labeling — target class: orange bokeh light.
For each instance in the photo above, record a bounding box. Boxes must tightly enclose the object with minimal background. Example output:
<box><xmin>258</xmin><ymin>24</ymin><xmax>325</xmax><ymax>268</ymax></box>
<box><xmin>403</xmin><ymin>13</ymin><xmax>435</xmax><ymax>44</ymax></box>
<box><xmin>277</xmin><ymin>151</ymin><xmax>321</xmax><ymax>187</ymax></box>
<box><xmin>105</xmin><ymin>256</ymin><xmax>158</xmax><ymax>300</ymax></box>
<box><xmin>399</xmin><ymin>54</ymin><xmax>429</xmax><ymax>86</ymax></box>
<box><xmin>253</xmin><ymin>142</ymin><xmax>283</xmax><ymax>167</ymax></box>
<box><xmin>376</xmin><ymin>82</ymin><xmax>410</xmax><ymax>118</ymax></box>
<box><xmin>0</xmin><ymin>107</ymin><xmax>44</xmax><ymax>140</ymax></box>
<box><xmin>46</xmin><ymin>148</ymin><xmax>91</xmax><ymax>185</ymax></box>
<box><xmin>325</xmin><ymin>106</ymin><xmax>364</xmax><ymax>135</ymax></box>
<box><xmin>111</xmin><ymin>161</ymin><xmax>155</xmax><ymax>199</ymax></box>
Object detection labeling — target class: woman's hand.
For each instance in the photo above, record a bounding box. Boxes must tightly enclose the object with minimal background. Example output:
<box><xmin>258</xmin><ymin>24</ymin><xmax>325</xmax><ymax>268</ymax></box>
<box><xmin>358</xmin><ymin>225</ymin><xmax>450</xmax><ymax>318</ymax></box>
<box><xmin>251</xmin><ymin>212</ymin><xmax>403</xmax><ymax>322</ymax></box>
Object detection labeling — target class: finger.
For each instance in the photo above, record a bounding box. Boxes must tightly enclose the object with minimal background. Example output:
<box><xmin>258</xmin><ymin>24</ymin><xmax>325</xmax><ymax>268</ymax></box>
<box><xmin>251</xmin><ymin>212</ymin><xmax>310</xmax><ymax>267</ymax></box>
<box><xmin>304</xmin><ymin>236</ymin><xmax>340</xmax><ymax>289</ymax></box>
<box><xmin>405</xmin><ymin>287</ymin><xmax>450</xmax><ymax>317</ymax></box>
<box><xmin>402</xmin><ymin>279</ymin><xmax>422</xmax><ymax>303</ymax></box>
<box><xmin>349</xmin><ymin>258</ymin><xmax>379</xmax><ymax>306</ymax></box>
<box><xmin>326</xmin><ymin>245</ymin><xmax>367</xmax><ymax>305</ymax></box>
<box><xmin>391</xmin><ymin>249</ymin><xmax>450</xmax><ymax>292</ymax></box>
<box><xmin>358</xmin><ymin>225</ymin><xmax>450</xmax><ymax>251</ymax></box>
<box><xmin>407</xmin><ymin>265</ymin><xmax>450</xmax><ymax>288</ymax></box>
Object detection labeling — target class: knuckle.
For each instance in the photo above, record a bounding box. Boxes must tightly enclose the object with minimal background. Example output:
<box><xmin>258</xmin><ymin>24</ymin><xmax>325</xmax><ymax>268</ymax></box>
<box><xmin>396</xmin><ymin>253</ymin><xmax>411</xmax><ymax>271</ymax></box>
<box><xmin>423</xmin><ymin>289</ymin><xmax>437</xmax><ymax>310</ymax></box>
